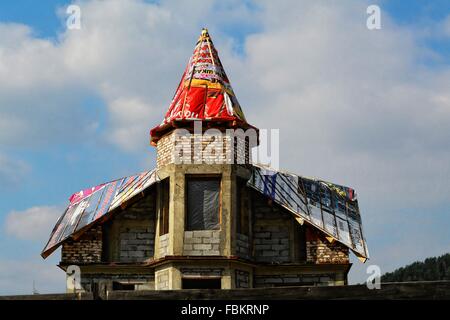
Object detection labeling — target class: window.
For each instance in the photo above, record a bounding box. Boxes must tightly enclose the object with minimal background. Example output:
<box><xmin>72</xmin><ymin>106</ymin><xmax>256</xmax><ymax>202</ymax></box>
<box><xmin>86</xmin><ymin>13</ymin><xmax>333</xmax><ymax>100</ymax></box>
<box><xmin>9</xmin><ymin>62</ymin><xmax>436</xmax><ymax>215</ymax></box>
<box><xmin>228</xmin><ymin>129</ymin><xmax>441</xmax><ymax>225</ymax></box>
<box><xmin>236</xmin><ymin>178</ymin><xmax>249</xmax><ymax>235</ymax></box>
<box><xmin>182</xmin><ymin>278</ymin><xmax>222</xmax><ymax>289</ymax></box>
<box><xmin>186</xmin><ymin>176</ymin><xmax>221</xmax><ymax>230</ymax></box>
<box><xmin>159</xmin><ymin>178</ymin><xmax>170</xmax><ymax>235</ymax></box>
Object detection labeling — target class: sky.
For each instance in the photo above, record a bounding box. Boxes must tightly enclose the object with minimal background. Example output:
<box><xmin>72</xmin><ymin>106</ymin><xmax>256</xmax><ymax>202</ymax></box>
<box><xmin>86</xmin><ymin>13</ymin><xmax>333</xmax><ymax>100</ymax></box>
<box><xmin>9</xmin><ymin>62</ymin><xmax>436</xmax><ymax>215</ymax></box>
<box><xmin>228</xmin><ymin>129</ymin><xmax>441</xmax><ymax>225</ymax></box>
<box><xmin>0</xmin><ymin>0</ymin><xmax>450</xmax><ymax>295</ymax></box>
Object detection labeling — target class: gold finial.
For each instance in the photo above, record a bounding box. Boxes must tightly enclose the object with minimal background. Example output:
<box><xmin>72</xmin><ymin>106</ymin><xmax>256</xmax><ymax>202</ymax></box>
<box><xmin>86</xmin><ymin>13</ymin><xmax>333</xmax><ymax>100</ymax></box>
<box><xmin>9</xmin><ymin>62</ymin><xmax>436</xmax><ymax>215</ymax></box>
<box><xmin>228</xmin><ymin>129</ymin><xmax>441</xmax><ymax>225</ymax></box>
<box><xmin>201</xmin><ymin>28</ymin><xmax>209</xmax><ymax>37</ymax></box>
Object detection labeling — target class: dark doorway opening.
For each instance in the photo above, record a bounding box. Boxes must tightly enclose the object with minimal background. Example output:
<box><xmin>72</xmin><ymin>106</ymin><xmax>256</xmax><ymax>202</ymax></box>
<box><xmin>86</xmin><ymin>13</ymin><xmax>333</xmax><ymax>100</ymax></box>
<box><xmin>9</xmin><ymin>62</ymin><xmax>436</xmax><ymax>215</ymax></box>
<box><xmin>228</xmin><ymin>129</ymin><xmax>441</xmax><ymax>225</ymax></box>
<box><xmin>182</xmin><ymin>278</ymin><xmax>222</xmax><ymax>289</ymax></box>
<box><xmin>112</xmin><ymin>282</ymin><xmax>135</xmax><ymax>291</ymax></box>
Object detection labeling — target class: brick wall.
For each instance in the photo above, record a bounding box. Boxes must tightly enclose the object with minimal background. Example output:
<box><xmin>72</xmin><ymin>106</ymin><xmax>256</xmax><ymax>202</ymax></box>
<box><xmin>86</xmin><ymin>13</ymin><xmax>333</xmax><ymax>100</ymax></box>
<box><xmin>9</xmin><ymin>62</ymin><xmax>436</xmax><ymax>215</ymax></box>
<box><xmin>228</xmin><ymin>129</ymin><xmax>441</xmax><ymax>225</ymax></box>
<box><xmin>254</xmin><ymin>225</ymin><xmax>290</xmax><ymax>263</ymax></box>
<box><xmin>183</xmin><ymin>230</ymin><xmax>220</xmax><ymax>255</ymax></box>
<box><xmin>103</xmin><ymin>192</ymin><xmax>156</xmax><ymax>263</ymax></box>
<box><xmin>252</xmin><ymin>192</ymin><xmax>292</xmax><ymax>263</ymax></box>
<box><xmin>119</xmin><ymin>222</ymin><xmax>155</xmax><ymax>262</ymax></box>
<box><xmin>250</xmin><ymin>190</ymin><xmax>348</xmax><ymax>265</ymax></box>
<box><xmin>159</xmin><ymin>233</ymin><xmax>169</xmax><ymax>257</ymax></box>
<box><xmin>235</xmin><ymin>270</ymin><xmax>250</xmax><ymax>288</ymax></box>
<box><xmin>180</xmin><ymin>268</ymin><xmax>223</xmax><ymax>277</ymax></box>
<box><xmin>236</xmin><ymin>233</ymin><xmax>250</xmax><ymax>259</ymax></box>
<box><xmin>155</xmin><ymin>269</ymin><xmax>170</xmax><ymax>290</ymax></box>
<box><xmin>254</xmin><ymin>274</ymin><xmax>336</xmax><ymax>287</ymax></box>
<box><xmin>156</xmin><ymin>130</ymin><xmax>250</xmax><ymax>168</ymax></box>
<box><xmin>306</xmin><ymin>228</ymin><xmax>349</xmax><ymax>264</ymax></box>
<box><xmin>156</xmin><ymin>132</ymin><xmax>175</xmax><ymax>168</ymax></box>
<box><xmin>62</xmin><ymin>226</ymin><xmax>102</xmax><ymax>263</ymax></box>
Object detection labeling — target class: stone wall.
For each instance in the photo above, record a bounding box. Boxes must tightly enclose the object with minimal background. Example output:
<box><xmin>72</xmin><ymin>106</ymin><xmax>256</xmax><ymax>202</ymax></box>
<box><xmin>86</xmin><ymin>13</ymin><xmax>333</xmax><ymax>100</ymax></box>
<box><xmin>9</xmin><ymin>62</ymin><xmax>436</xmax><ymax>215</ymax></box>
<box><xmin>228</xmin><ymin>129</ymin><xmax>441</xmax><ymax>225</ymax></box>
<box><xmin>156</xmin><ymin>130</ymin><xmax>251</xmax><ymax>168</ymax></box>
<box><xmin>156</xmin><ymin>133</ymin><xmax>175</xmax><ymax>168</ymax></box>
<box><xmin>236</xmin><ymin>233</ymin><xmax>250</xmax><ymax>259</ymax></box>
<box><xmin>155</xmin><ymin>269</ymin><xmax>170</xmax><ymax>290</ymax></box>
<box><xmin>252</xmin><ymin>192</ymin><xmax>292</xmax><ymax>263</ymax></box>
<box><xmin>254</xmin><ymin>225</ymin><xmax>290</xmax><ymax>262</ymax></box>
<box><xmin>118</xmin><ymin>222</ymin><xmax>155</xmax><ymax>263</ymax></box>
<box><xmin>254</xmin><ymin>273</ymin><xmax>337</xmax><ymax>288</ymax></box>
<box><xmin>180</xmin><ymin>268</ymin><xmax>223</xmax><ymax>277</ymax></box>
<box><xmin>183</xmin><ymin>230</ymin><xmax>221</xmax><ymax>256</ymax></box>
<box><xmin>306</xmin><ymin>228</ymin><xmax>349</xmax><ymax>264</ymax></box>
<box><xmin>235</xmin><ymin>270</ymin><xmax>250</xmax><ymax>288</ymax></box>
<box><xmin>159</xmin><ymin>233</ymin><xmax>170</xmax><ymax>257</ymax></box>
<box><xmin>103</xmin><ymin>192</ymin><xmax>156</xmax><ymax>263</ymax></box>
<box><xmin>62</xmin><ymin>226</ymin><xmax>102</xmax><ymax>264</ymax></box>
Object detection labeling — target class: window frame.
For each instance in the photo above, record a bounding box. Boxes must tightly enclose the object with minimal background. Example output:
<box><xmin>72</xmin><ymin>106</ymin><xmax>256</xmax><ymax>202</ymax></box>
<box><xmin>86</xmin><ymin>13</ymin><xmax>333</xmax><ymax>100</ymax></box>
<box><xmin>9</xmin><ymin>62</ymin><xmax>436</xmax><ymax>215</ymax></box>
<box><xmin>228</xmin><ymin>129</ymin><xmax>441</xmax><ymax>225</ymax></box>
<box><xmin>185</xmin><ymin>174</ymin><xmax>222</xmax><ymax>231</ymax></box>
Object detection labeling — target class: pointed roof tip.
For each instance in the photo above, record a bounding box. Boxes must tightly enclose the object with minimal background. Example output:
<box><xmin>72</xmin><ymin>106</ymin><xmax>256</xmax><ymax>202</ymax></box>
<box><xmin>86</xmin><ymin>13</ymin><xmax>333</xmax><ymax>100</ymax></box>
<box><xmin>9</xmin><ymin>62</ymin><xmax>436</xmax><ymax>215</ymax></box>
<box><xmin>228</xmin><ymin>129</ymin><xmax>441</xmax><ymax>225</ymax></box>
<box><xmin>150</xmin><ymin>27</ymin><xmax>258</xmax><ymax>144</ymax></box>
<box><xmin>200</xmin><ymin>28</ymin><xmax>210</xmax><ymax>41</ymax></box>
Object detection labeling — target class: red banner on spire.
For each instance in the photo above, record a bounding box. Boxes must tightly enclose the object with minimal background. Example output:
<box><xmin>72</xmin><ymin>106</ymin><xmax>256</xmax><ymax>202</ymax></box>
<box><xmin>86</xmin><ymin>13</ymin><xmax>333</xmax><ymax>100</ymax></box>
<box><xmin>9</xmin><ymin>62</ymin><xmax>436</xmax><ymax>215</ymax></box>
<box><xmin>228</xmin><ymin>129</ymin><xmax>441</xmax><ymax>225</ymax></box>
<box><xmin>150</xmin><ymin>28</ymin><xmax>253</xmax><ymax>144</ymax></box>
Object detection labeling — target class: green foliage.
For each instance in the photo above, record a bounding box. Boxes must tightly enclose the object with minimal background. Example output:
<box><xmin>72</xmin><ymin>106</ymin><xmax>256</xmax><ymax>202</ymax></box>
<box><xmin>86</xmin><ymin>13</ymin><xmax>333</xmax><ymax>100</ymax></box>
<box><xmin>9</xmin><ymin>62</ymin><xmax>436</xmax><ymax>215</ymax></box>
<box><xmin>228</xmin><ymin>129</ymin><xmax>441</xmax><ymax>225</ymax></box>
<box><xmin>381</xmin><ymin>253</ymin><xmax>450</xmax><ymax>282</ymax></box>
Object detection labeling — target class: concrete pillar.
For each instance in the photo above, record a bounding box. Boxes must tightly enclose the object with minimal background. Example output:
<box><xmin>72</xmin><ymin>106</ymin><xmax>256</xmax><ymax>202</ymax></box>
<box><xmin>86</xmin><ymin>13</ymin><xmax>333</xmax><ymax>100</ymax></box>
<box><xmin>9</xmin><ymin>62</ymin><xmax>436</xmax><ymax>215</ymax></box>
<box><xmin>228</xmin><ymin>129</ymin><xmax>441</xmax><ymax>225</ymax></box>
<box><xmin>221</xmin><ymin>267</ymin><xmax>234</xmax><ymax>289</ymax></box>
<box><xmin>221</xmin><ymin>166</ymin><xmax>232</xmax><ymax>257</ymax></box>
<box><xmin>169</xmin><ymin>266</ymin><xmax>182</xmax><ymax>289</ymax></box>
<box><xmin>169</xmin><ymin>170</ymin><xmax>185</xmax><ymax>256</ymax></box>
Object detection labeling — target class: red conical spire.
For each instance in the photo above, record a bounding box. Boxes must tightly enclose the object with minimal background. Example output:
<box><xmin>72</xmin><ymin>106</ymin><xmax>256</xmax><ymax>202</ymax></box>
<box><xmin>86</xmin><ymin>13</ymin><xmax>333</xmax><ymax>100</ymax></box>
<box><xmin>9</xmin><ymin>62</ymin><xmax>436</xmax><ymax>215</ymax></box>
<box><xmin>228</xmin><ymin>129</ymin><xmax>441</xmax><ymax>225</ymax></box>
<box><xmin>150</xmin><ymin>28</ymin><xmax>255</xmax><ymax>145</ymax></box>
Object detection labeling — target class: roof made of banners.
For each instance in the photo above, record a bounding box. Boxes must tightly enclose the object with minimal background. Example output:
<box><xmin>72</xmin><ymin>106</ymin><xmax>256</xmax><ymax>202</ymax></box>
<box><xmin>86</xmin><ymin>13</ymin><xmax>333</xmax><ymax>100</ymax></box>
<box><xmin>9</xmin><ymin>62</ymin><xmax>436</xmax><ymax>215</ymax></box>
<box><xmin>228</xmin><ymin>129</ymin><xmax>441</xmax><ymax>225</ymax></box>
<box><xmin>42</xmin><ymin>165</ymin><xmax>368</xmax><ymax>262</ymax></box>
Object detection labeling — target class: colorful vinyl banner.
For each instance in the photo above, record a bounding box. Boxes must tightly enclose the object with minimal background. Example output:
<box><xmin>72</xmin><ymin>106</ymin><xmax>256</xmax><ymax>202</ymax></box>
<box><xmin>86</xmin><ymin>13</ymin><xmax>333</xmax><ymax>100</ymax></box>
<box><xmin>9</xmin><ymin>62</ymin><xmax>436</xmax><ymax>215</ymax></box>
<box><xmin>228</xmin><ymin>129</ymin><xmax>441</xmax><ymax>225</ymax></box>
<box><xmin>248</xmin><ymin>164</ymin><xmax>369</xmax><ymax>261</ymax></box>
<box><xmin>151</xmin><ymin>29</ymin><xmax>247</xmax><ymax>138</ymax></box>
<box><xmin>42</xmin><ymin>169</ymin><xmax>159</xmax><ymax>258</ymax></box>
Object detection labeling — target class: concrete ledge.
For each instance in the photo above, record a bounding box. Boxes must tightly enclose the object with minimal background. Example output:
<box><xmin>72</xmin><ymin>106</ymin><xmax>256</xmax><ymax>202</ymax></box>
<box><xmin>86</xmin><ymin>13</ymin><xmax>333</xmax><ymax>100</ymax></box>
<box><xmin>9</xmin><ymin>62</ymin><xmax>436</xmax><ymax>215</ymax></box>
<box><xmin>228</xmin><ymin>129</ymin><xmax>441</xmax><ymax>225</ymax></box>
<box><xmin>2</xmin><ymin>281</ymin><xmax>449</xmax><ymax>300</ymax></box>
<box><xmin>0</xmin><ymin>292</ymin><xmax>93</xmax><ymax>300</ymax></box>
<box><xmin>104</xmin><ymin>281</ymin><xmax>450</xmax><ymax>300</ymax></box>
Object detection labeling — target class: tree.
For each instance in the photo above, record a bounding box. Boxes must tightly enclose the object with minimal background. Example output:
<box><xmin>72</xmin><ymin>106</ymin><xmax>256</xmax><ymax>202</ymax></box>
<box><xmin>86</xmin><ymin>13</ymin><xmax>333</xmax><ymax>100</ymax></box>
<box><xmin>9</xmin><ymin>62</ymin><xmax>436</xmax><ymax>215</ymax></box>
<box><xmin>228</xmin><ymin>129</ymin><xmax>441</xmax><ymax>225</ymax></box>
<box><xmin>381</xmin><ymin>253</ymin><xmax>450</xmax><ymax>282</ymax></box>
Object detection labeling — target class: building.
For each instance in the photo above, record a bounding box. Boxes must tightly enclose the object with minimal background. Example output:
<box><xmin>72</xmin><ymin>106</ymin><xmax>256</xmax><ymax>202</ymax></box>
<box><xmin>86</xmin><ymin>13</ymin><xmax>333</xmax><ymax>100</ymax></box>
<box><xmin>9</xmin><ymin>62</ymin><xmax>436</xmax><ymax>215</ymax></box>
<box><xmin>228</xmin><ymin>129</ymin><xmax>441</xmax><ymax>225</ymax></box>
<box><xmin>41</xmin><ymin>29</ymin><xmax>369</xmax><ymax>293</ymax></box>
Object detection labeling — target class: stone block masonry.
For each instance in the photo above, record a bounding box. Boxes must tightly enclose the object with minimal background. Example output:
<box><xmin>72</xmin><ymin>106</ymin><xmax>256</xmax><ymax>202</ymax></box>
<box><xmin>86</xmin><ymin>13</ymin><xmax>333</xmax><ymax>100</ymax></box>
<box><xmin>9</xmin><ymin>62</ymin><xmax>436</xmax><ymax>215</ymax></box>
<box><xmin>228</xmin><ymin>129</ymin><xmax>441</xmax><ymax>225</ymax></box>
<box><xmin>180</xmin><ymin>268</ymin><xmax>223</xmax><ymax>277</ymax></box>
<box><xmin>183</xmin><ymin>230</ymin><xmax>221</xmax><ymax>255</ymax></box>
<box><xmin>236</xmin><ymin>233</ymin><xmax>250</xmax><ymax>259</ymax></box>
<box><xmin>235</xmin><ymin>270</ymin><xmax>250</xmax><ymax>288</ymax></box>
<box><xmin>156</xmin><ymin>131</ymin><xmax>250</xmax><ymax>168</ymax></box>
<box><xmin>251</xmin><ymin>191</ymin><xmax>292</xmax><ymax>263</ymax></box>
<box><xmin>62</xmin><ymin>226</ymin><xmax>102</xmax><ymax>263</ymax></box>
<box><xmin>254</xmin><ymin>274</ymin><xmax>336</xmax><ymax>288</ymax></box>
<box><xmin>253</xmin><ymin>224</ymin><xmax>290</xmax><ymax>262</ymax></box>
<box><xmin>119</xmin><ymin>221</ymin><xmax>155</xmax><ymax>263</ymax></box>
<box><xmin>159</xmin><ymin>233</ymin><xmax>170</xmax><ymax>257</ymax></box>
<box><xmin>156</xmin><ymin>269</ymin><xmax>170</xmax><ymax>290</ymax></box>
<box><xmin>112</xmin><ymin>193</ymin><xmax>156</xmax><ymax>263</ymax></box>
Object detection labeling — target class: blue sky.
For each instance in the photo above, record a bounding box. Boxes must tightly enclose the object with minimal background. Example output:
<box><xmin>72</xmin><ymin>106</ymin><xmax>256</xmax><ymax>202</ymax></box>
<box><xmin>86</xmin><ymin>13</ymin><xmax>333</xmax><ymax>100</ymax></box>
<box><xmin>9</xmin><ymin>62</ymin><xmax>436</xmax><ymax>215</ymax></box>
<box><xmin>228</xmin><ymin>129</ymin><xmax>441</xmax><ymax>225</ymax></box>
<box><xmin>0</xmin><ymin>0</ymin><xmax>450</xmax><ymax>294</ymax></box>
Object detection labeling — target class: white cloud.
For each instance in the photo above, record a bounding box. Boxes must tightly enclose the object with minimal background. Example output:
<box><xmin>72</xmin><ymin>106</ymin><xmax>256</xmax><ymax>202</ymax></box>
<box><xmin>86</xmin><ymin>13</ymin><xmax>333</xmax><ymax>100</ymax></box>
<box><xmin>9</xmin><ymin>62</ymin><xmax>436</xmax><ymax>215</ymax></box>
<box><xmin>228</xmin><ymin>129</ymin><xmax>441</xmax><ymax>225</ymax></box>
<box><xmin>0</xmin><ymin>256</ymin><xmax>65</xmax><ymax>295</ymax></box>
<box><xmin>0</xmin><ymin>22</ymin><xmax>99</xmax><ymax>147</ymax></box>
<box><xmin>106</xmin><ymin>97</ymin><xmax>157</xmax><ymax>151</ymax></box>
<box><xmin>5</xmin><ymin>206</ymin><xmax>62</xmax><ymax>241</ymax></box>
<box><xmin>0</xmin><ymin>153</ymin><xmax>30</xmax><ymax>188</ymax></box>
